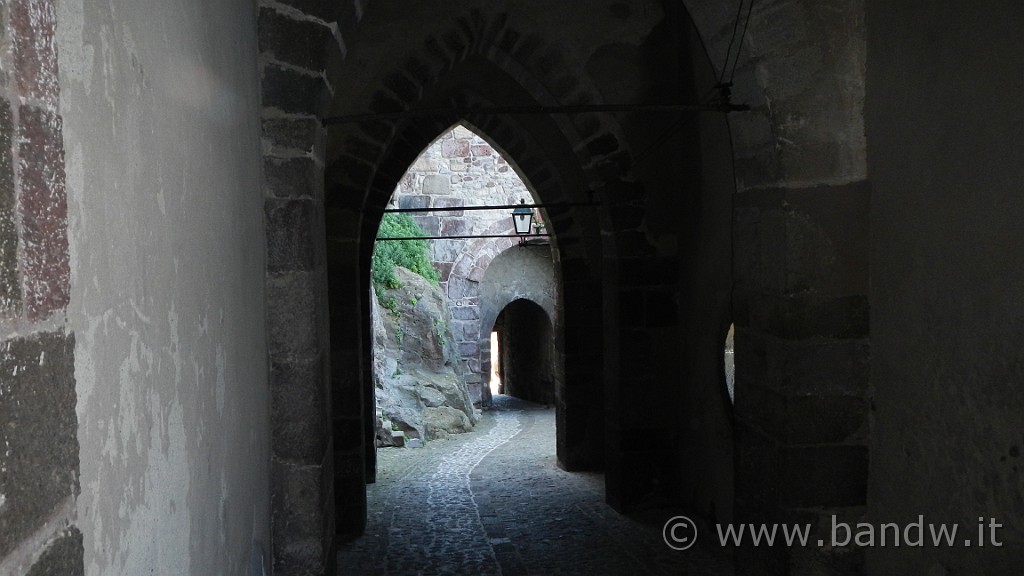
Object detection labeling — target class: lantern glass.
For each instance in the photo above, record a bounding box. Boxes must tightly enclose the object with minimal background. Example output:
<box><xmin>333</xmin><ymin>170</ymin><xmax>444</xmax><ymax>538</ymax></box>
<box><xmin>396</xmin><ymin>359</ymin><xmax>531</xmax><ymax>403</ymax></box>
<box><xmin>512</xmin><ymin>200</ymin><xmax>534</xmax><ymax>236</ymax></box>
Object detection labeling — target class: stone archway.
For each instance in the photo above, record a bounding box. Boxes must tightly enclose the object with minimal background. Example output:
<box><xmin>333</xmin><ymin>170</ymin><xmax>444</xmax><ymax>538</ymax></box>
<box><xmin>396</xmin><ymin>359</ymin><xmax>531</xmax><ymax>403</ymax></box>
<box><xmin>479</xmin><ymin>244</ymin><xmax>557</xmax><ymax>398</ymax></box>
<box><xmin>492</xmin><ymin>298</ymin><xmax>558</xmax><ymax>405</ymax></box>
<box><xmin>256</xmin><ymin>2</ymin><xmax>870</xmax><ymax>575</ymax></box>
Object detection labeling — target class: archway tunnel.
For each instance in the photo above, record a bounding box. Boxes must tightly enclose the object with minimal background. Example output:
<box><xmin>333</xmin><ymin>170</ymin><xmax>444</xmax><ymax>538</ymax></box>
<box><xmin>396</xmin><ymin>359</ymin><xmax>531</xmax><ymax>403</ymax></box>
<box><xmin>493</xmin><ymin>298</ymin><xmax>558</xmax><ymax>406</ymax></box>
<box><xmin>256</xmin><ymin>1</ymin><xmax>872</xmax><ymax>574</ymax></box>
<box><xmin>10</xmin><ymin>0</ymin><xmax>1023</xmax><ymax>575</ymax></box>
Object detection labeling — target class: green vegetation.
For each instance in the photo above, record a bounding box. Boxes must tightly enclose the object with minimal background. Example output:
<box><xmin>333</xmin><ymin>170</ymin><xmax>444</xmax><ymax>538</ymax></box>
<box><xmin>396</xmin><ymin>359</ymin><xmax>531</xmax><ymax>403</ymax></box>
<box><xmin>371</xmin><ymin>213</ymin><xmax>440</xmax><ymax>295</ymax></box>
<box><xmin>433</xmin><ymin>317</ymin><xmax>449</xmax><ymax>347</ymax></box>
<box><xmin>379</xmin><ymin>294</ymin><xmax>399</xmax><ymax>314</ymax></box>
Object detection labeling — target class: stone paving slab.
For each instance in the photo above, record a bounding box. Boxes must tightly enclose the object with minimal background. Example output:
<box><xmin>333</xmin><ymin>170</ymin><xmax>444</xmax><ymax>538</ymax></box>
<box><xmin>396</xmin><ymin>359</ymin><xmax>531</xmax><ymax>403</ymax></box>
<box><xmin>336</xmin><ymin>396</ymin><xmax>734</xmax><ymax>575</ymax></box>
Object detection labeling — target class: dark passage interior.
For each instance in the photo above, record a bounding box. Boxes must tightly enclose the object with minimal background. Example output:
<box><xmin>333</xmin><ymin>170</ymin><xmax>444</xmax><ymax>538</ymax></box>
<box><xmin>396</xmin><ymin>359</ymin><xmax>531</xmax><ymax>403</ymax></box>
<box><xmin>494</xmin><ymin>299</ymin><xmax>557</xmax><ymax>406</ymax></box>
<box><xmin>5</xmin><ymin>1</ymin><xmax>1022</xmax><ymax>575</ymax></box>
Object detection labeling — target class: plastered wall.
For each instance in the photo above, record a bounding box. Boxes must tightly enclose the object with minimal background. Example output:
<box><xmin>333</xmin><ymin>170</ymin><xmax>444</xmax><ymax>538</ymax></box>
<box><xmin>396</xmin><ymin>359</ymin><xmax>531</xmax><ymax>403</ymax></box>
<box><xmin>57</xmin><ymin>1</ymin><xmax>271</xmax><ymax>574</ymax></box>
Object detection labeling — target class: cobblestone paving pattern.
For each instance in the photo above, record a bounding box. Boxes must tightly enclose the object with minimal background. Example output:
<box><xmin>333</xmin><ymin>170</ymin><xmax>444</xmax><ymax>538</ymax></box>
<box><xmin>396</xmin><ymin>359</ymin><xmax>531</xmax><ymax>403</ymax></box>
<box><xmin>337</xmin><ymin>396</ymin><xmax>734</xmax><ymax>575</ymax></box>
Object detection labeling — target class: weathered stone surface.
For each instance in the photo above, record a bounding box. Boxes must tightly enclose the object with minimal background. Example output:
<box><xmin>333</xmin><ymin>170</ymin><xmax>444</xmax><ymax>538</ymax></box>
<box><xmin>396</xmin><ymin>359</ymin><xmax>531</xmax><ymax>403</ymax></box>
<box><xmin>397</xmin><ymin>194</ymin><xmax>428</xmax><ymax>210</ymax></box>
<box><xmin>440</xmin><ymin>218</ymin><xmax>470</xmax><ymax>236</ymax></box>
<box><xmin>423</xmin><ymin>406</ymin><xmax>473</xmax><ymax>439</ymax></box>
<box><xmin>389</xmin><ymin>268</ymin><xmax>461</xmax><ymax>370</ymax></box>
<box><xmin>271</xmin><ymin>460</ymin><xmax>326</xmax><ymax>574</ymax></box>
<box><xmin>26</xmin><ymin>527</ymin><xmax>83</xmax><ymax>576</ymax></box>
<box><xmin>0</xmin><ymin>331</ymin><xmax>78</xmax><ymax>559</ymax></box>
<box><xmin>412</xmin><ymin>215</ymin><xmax>439</xmax><ymax>237</ymax></box>
<box><xmin>259</xmin><ymin>7</ymin><xmax>335</xmax><ymax>71</ymax></box>
<box><xmin>262</xmin><ymin>117</ymin><xmax>322</xmax><ymax>155</ymax></box>
<box><xmin>266</xmin><ymin>271</ymin><xmax>321</xmax><ymax>358</ymax></box>
<box><xmin>451</xmin><ymin>305</ymin><xmax>479</xmax><ymax>320</ymax></box>
<box><xmin>431</xmin><ymin>196</ymin><xmax>464</xmax><ymax>214</ymax></box>
<box><xmin>372</xmin><ymin>267</ymin><xmax>477</xmax><ymax>441</ymax></box>
<box><xmin>11</xmin><ymin>0</ymin><xmax>59</xmax><ymax>107</ymax></box>
<box><xmin>441</xmin><ymin>137</ymin><xmax>470</xmax><ymax>158</ymax></box>
<box><xmin>18</xmin><ymin>104</ymin><xmax>69</xmax><ymax>321</ymax></box>
<box><xmin>379</xmin><ymin>371</ymin><xmax>476</xmax><ymax>441</ymax></box>
<box><xmin>271</xmin><ymin>355</ymin><xmax>328</xmax><ymax>463</ymax></box>
<box><xmin>0</xmin><ymin>99</ymin><xmax>20</xmax><ymax>316</ymax></box>
<box><xmin>447</xmin><ymin>276</ymin><xmax>479</xmax><ymax>299</ymax></box>
<box><xmin>261</xmin><ymin>64</ymin><xmax>329</xmax><ymax>116</ymax></box>
<box><xmin>264</xmin><ymin>156</ymin><xmax>323</xmax><ymax>200</ymax></box>
<box><xmin>265</xmin><ymin>198</ymin><xmax>319</xmax><ymax>272</ymax></box>
<box><xmin>422</xmin><ymin>173</ymin><xmax>449</xmax><ymax>195</ymax></box>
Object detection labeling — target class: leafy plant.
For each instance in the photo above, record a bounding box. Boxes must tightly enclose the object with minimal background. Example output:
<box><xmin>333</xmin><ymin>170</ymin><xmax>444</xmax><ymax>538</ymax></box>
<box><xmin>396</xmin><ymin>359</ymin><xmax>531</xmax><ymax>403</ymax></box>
<box><xmin>380</xmin><ymin>294</ymin><xmax>399</xmax><ymax>314</ymax></box>
<box><xmin>433</xmin><ymin>317</ymin><xmax>449</xmax><ymax>347</ymax></box>
<box><xmin>372</xmin><ymin>213</ymin><xmax>440</xmax><ymax>295</ymax></box>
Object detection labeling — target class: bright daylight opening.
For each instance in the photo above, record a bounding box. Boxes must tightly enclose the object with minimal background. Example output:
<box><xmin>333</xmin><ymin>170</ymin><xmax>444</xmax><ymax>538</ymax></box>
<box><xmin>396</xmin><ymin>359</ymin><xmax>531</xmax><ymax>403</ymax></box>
<box><xmin>370</xmin><ymin>123</ymin><xmax>540</xmax><ymax>448</ymax></box>
<box><xmin>489</xmin><ymin>330</ymin><xmax>501</xmax><ymax>396</ymax></box>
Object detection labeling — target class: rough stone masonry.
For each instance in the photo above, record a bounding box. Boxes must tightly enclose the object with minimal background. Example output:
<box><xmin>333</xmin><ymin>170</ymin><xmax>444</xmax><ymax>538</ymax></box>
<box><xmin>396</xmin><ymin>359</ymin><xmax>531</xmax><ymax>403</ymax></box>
<box><xmin>0</xmin><ymin>0</ymin><xmax>82</xmax><ymax>574</ymax></box>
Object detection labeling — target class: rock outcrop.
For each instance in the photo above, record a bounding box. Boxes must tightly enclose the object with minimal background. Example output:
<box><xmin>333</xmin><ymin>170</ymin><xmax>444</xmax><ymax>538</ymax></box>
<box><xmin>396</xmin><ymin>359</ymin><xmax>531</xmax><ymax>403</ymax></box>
<box><xmin>373</xmin><ymin>266</ymin><xmax>479</xmax><ymax>444</ymax></box>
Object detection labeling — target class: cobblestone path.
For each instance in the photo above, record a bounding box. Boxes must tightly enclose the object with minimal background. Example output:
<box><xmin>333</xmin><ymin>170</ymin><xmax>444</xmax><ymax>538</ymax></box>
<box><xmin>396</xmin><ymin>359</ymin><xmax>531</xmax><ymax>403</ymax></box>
<box><xmin>336</xmin><ymin>396</ymin><xmax>733</xmax><ymax>575</ymax></box>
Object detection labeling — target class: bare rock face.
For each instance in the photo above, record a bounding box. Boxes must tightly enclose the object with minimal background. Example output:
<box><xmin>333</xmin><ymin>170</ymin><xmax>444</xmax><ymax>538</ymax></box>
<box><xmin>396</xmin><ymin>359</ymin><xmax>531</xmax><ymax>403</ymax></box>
<box><xmin>372</xmin><ymin>267</ymin><xmax>478</xmax><ymax>443</ymax></box>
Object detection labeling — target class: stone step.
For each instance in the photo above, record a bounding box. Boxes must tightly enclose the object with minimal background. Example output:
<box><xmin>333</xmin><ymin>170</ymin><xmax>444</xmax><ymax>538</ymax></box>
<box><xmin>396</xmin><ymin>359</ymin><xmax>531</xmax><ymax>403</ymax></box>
<box><xmin>390</xmin><ymin>430</ymin><xmax>406</xmax><ymax>448</ymax></box>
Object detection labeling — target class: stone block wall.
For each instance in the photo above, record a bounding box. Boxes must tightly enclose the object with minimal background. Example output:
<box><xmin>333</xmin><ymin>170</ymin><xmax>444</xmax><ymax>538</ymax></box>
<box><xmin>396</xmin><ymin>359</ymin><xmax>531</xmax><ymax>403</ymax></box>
<box><xmin>258</xmin><ymin>1</ymin><xmax>347</xmax><ymax>571</ymax></box>
<box><xmin>719</xmin><ymin>2</ymin><xmax>872</xmax><ymax>572</ymax></box>
<box><xmin>390</xmin><ymin>125</ymin><xmax>540</xmax><ymax>402</ymax></box>
<box><xmin>0</xmin><ymin>1</ymin><xmax>82</xmax><ymax>573</ymax></box>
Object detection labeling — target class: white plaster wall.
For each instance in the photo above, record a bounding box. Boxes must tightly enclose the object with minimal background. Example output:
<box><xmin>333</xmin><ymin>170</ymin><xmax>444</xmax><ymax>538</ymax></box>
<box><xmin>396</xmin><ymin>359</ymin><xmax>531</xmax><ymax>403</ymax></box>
<box><xmin>56</xmin><ymin>1</ymin><xmax>269</xmax><ymax>574</ymax></box>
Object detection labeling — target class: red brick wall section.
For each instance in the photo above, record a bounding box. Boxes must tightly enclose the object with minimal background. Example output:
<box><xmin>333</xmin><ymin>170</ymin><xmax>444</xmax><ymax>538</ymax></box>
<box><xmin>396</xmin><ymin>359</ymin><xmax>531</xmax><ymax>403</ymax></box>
<box><xmin>17</xmin><ymin>105</ymin><xmax>69</xmax><ymax>321</ymax></box>
<box><xmin>0</xmin><ymin>0</ymin><xmax>82</xmax><ymax>574</ymax></box>
<box><xmin>12</xmin><ymin>0</ymin><xmax>60</xmax><ymax>108</ymax></box>
<box><xmin>11</xmin><ymin>0</ymin><xmax>69</xmax><ymax>322</ymax></box>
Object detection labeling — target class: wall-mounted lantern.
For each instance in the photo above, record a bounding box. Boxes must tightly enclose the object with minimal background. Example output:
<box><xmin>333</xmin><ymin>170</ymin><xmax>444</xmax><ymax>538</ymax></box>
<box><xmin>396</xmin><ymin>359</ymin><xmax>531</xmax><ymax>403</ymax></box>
<box><xmin>512</xmin><ymin>199</ymin><xmax>534</xmax><ymax>238</ymax></box>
